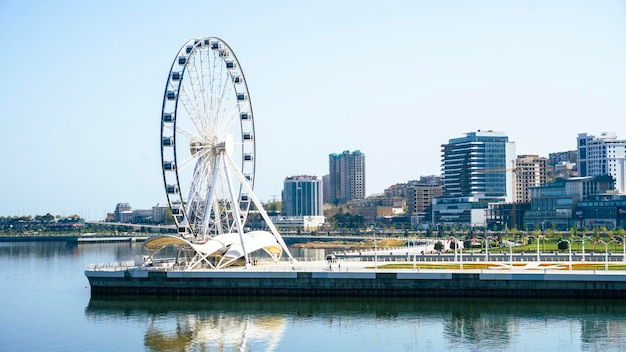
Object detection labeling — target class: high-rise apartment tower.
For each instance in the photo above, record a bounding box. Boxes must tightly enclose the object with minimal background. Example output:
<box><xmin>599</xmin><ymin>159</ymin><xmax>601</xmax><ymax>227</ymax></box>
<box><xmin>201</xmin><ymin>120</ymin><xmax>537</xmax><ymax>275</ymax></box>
<box><xmin>514</xmin><ymin>154</ymin><xmax>548</xmax><ymax>203</ymax></box>
<box><xmin>328</xmin><ymin>150</ymin><xmax>366</xmax><ymax>204</ymax></box>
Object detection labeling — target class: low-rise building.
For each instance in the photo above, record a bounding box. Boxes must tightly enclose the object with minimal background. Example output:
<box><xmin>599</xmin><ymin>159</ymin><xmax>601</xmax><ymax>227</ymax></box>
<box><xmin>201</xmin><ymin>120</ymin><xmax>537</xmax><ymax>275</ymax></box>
<box><xmin>271</xmin><ymin>216</ymin><xmax>326</xmax><ymax>232</ymax></box>
<box><xmin>152</xmin><ymin>204</ymin><xmax>169</xmax><ymax>224</ymax></box>
<box><xmin>114</xmin><ymin>203</ymin><xmax>132</xmax><ymax>222</ymax></box>
<box><xmin>575</xmin><ymin>193</ymin><xmax>626</xmax><ymax>229</ymax></box>
<box><xmin>524</xmin><ymin>175</ymin><xmax>614</xmax><ymax>231</ymax></box>
<box><xmin>431</xmin><ymin>194</ymin><xmax>504</xmax><ymax>229</ymax></box>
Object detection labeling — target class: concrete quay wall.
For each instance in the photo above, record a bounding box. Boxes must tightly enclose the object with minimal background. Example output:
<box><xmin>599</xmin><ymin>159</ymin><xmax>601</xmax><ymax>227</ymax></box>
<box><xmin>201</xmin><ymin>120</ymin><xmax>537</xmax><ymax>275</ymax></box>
<box><xmin>86</xmin><ymin>270</ymin><xmax>626</xmax><ymax>298</ymax></box>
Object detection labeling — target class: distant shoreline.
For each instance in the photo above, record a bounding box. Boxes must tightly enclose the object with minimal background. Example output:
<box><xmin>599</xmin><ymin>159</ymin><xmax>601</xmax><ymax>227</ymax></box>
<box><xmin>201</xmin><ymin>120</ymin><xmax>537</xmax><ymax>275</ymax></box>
<box><xmin>0</xmin><ymin>234</ymin><xmax>147</xmax><ymax>243</ymax></box>
<box><xmin>293</xmin><ymin>239</ymin><xmax>405</xmax><ymax>250</ymax></box>
<box><xmin>0</xmin><ymin>235</ymin><xmax>406</xmax><ymax>249</ymax></box>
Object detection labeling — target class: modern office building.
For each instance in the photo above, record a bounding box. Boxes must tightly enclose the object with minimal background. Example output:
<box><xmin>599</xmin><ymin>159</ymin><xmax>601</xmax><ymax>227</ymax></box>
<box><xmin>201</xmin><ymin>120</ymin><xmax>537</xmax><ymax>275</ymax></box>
<box><xmin>434</xmin><ymin>130</ymin><xmax>516</xmax><ymax>228</ymax></box>
<box><xmin>576</xmin><ymin>193</ymin><xmax>626</xmax><ymax>229</ymax></box>
<box><xmin>281</xmin><ymin>175</ymin><xmax>323</xmax><ymax>217</ymax></box>
<box><xmin>577</xmin><ymin>132</ymin><xmax>626</xmax><ymax>193</ymax></box>
<box><xmin>514</xmin><ymin>154</ymin><xmax>548</xmax><ymax>204</ymax></box>
<box><xmin>328</xmin><ymin>150</ymin><xmax>366</xmax><ymax>204</ymax></box>
<box><xmin>441</xmin><ymin>130</ymin><xmax>516</xmax><ymax>201</ymax></box>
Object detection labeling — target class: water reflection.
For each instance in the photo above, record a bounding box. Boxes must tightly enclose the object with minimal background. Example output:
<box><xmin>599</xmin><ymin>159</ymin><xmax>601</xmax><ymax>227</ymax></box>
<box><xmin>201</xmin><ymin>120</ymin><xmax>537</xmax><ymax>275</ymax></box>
<box><xmin>0</xmin><ymin>240</ymin><xmax>81</xmax><ymax>258</ymax></box>
<box><xmin>142</xmin><ymin>314</ymin><xmax>285</xmax><ymax>352</ymax></box>
<box><xmin>86</xmin><ymin>296</ymin><xmax>626</xmax><ymax>351</ymax></box>
<box><xmin>87</xmin><ymin>297</ymin><xmax>290</xmax><ymax>351</ymax></box>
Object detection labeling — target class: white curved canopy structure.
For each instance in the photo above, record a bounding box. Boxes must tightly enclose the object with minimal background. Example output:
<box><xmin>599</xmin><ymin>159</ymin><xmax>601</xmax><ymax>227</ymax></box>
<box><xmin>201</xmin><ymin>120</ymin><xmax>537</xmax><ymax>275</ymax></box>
<box><xmin>144</xmin><ymin>231</ymin><xmax>284</xmax><ymax>270</ymax></box>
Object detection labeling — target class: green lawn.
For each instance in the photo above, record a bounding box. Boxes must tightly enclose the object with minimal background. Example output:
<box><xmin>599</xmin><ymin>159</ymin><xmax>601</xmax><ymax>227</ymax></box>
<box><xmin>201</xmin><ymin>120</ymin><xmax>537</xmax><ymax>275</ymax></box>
<box><xmin>374</xmin><ymin>262</ymin><xmax>626</xmax><ymax>271</ymax></box>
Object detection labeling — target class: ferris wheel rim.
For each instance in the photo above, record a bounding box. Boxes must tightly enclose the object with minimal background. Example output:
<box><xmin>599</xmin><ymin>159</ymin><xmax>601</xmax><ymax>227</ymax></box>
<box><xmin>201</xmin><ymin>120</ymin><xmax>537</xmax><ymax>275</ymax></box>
<box><xmin>160</xmin><ymin>37</ymin><xmax>256</xmax><ymax>239</ymax></box>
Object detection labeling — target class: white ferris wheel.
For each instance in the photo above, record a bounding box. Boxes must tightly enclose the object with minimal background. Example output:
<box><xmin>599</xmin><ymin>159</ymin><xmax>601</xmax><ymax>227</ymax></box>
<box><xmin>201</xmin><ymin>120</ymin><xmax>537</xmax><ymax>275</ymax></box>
<box><xmin>159</xmin><ymin>37</ymin><xmax>291</xmax><ymax>267</ymax></box>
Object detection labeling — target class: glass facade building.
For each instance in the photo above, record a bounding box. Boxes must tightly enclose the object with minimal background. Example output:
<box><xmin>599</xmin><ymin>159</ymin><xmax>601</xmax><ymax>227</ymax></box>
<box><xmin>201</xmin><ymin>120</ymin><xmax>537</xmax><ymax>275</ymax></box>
<box><xmin>441</xmin><ymin>130</ymin><xmax>516</xmax><ymax>201</ymax></box>
<box><xmin>432</xmin><ymin>130</ymin><xmax>516</xmax><ymax>228</ymax></box>
<box><xmin>281</xmin><ymin>175</ymin><xmax>323</xmax><ymax>217</ymax></box>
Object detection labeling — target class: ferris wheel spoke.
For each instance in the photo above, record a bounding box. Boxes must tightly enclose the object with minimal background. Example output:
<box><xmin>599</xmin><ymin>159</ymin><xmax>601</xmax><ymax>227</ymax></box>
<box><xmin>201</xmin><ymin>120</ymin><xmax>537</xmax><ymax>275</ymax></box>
<box><xmin>214</xmin><ymin>74</ymin><xmax>235</xmax><ymax>132</ymax></box>
<box><xmin>208</xmin><ymin>57</ymin><xmax>221</xmax><ymax>120</ymax></box>
<box><xmin>181</xmin><ymin>66</ymin><xmax>214</xmax><ymax>139</ymax></box>
<box><xmin>198</xmin><ymin>49</ymin><xmax>211</xmax><ymax>131</ymax></box>
<box><xmin>186</xmin><ymin>57</ymin><xmax>214</xmax><ymax>138</ymax></box>
<box><xmin>175</xmin><ymin>124</ymin><xmax>204</xmax><ymax>146</ymax></box>
<box><xmin>217</xmin><ymin>106</ymin><xmax>240</xmax><ymax>139</ymax></box>
<box><xmin>178</xmin><ymin>149</ymin><xmax>213</xmax><ymax>174</ymax></box>
<box><xmin>179</xmin><ymin>86</ymin><xmax>211</xmax><ymax>141</ymax></box>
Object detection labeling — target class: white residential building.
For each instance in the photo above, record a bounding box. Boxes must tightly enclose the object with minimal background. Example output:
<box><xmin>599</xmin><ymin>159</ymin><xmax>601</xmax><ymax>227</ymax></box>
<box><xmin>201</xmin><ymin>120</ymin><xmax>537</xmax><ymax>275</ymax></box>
<box><xmin>577</xmin><ymin>132</ymin><xmax>626</xmax><ymax>193</ymax></box>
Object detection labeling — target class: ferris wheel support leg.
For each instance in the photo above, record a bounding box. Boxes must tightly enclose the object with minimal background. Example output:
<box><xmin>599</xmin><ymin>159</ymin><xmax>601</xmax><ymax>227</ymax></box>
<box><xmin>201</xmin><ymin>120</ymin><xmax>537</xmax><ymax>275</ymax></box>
<box><xmin>221</xmin><ymin>153</ymin><xmax>250</xmax><ymax>266</ymax></box>
<box><xmin>200</xmin><ymin>155</ymin><xmax>222</xmax><ymax>240</ymax></box>
<box><xmin>225</xmin><ymin>154</ymin><xmax>295</xmax><ymax>262</ymax></box>
<box><xmin>185</xmin><ymin>158</ymin><xmax>204</xmax><ymax>239</ymax></box>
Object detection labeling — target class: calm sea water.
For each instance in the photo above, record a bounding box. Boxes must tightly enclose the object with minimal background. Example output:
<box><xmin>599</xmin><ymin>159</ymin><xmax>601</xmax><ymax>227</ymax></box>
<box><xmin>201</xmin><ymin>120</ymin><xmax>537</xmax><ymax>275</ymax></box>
<box><xmin>2</xmin><ymin>241</ymin><xmax>626</xmax><ymax>352</ymax></box>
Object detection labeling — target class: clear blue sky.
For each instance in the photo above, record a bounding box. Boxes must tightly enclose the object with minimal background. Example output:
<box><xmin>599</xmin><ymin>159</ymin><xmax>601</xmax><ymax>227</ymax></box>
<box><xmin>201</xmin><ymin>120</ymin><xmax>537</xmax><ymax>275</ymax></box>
<box><xmin>1</xmin><ymin>1</ymin><xmax>625</xmax><ymax>219</ymax></box>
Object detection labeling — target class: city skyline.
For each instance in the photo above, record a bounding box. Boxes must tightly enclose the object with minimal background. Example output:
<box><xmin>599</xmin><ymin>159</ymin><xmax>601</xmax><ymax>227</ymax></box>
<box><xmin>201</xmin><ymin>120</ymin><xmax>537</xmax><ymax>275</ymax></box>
<box><xmin>1</xmin><ymin>1</ymin><xmax>625</xmax><ymax>217</ymax></box>
<box><xmin>0</xmin><ymin>128</ymin><xmax>597</xmax><ymax>221</ymax></box>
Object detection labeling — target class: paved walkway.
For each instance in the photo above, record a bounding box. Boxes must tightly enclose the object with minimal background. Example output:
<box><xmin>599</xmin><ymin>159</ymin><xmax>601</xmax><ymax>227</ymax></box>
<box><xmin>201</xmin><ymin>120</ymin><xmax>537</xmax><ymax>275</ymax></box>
<box><xmin>242</xmin><ymin>257</ymin><xmax>621</xmax><ymax>274</ymax></box>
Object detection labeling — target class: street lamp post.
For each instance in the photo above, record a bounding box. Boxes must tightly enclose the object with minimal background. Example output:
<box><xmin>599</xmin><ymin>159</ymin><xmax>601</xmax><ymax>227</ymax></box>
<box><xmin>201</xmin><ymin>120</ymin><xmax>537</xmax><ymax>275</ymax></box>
<box><xmin>595</xmin><ymin>239</ymin><xmax>618</xmax><ymax>272</ymax></box>
<box><xmin>560</xmin><ymin>239</ymin><xmax>572</xmax><ymax>271</ymax></box>
<box><xmin>611</xmin><ymin>235</ymin><xmax>626</xmax><ymax>263</ymax></box>
<box><xmin>411</xmin><ymin>239</ymin><xmax>417</xmax><ymax>270</ymax></box>
<box><xmin>374</xmin><ymin>232</ymin><xmax>378</xmax><ymax>269</ymax></box>
<box><xmin>459</xmin><ymin>242</ymin><xmax>465</xmax><ymax>270</ymax></box>
<box><xmin>475</xmin><ymin>235</ymin><xmax>490</xmax><ymax>262</ymax></box>
<box><xmin>449</xmin><ymin>236</ymin><xmax>462</xmax><ymax>270</ymax></box>
<box><xmin>571</xmin><ymin>235</ymin><xmax>591</xmax><ymax>263</ymax></box>
<box><xmin>448</xmin><ymin>237</ymin><xmax>458</xmax><ymax>262</ymax></box>
<box><xmin>526</xmin><ymin>235</ymin><xmax>542</xmax><ymax>262</ymax></box>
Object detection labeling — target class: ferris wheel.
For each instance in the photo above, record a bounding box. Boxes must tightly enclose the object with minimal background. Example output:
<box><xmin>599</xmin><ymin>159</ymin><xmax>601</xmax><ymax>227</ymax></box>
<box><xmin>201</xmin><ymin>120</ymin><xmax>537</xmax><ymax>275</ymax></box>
<box><xmin>160</xmin><ymin>37</ymin><xmax>258</xmax><ymax>241</ymax></box>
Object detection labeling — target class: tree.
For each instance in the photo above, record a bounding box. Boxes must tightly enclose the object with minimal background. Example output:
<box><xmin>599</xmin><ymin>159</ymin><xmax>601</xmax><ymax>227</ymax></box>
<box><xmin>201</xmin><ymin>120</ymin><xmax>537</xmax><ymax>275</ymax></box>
<box><xmin>600</xmin><ymin>226</ymin><xmax>609</xmax><ymax>238</ymax></box>
<box><xmin>264</xmin><ymin>201</ymin><xmax>282</xmax><ymax>212</ymax></box>
<box><xmin>434</xmin><ymin>241</ymin><xmax>444</xmax><ymax>252</ymax></box>
<box><xmin>328</xmin><ymin>210</ymin><xmax>364</xmax><ymax>229</ymax></box>
<box><xmin>581</xmin><ymin>226</ymin><xmax>589</xmax><ymax>236</ymax></box>
<box><xmin>162</xmin><ymin>208</ymin><xmax>175</xmax><ymax>225</ymax></box>
<box><xmin>558</xmin><ymin>240</ymin><xmax>569</xmax><ymax>251</ymax></box>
